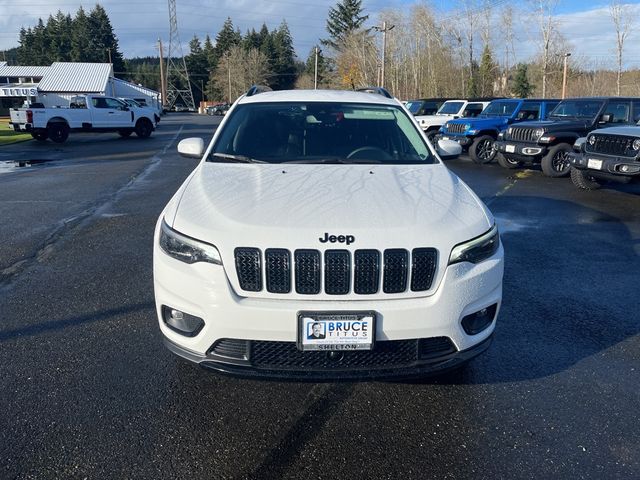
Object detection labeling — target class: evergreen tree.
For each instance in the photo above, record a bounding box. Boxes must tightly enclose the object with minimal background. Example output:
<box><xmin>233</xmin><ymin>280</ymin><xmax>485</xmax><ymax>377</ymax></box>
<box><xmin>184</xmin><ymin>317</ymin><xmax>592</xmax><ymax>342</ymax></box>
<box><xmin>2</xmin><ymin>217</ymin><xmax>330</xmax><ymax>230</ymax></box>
<box><xmin>71</xmin><ymin>6</ymin><xmax>91</xmax><ymax>62</ymax></box>
<box><xmin>203</xmin><ymin>34</ymin><xmax>216</xmax><ymax>70</ymax></box>
<box><xmin>186</xmin><ymin>35</ymin><xmax>208</xmax><ymax>104</ymax></box>
<box><xmin>324</xmin><ymin>0</ymin><xmax>368</xmax><ymax>49</ymax></box>
<box><xmin>478</xmin><ymin>45</ymin><xmax>497</xmax><ymax>96</ymax></box>
<box><xmin>270</xmin><ymin>21</ymin><xmax>297</xmax><ymax>89</ymax></box>
<box><xmin>17</xmin><ymin>28</ymin><xmax>33</xmax><ymax>64</ymax></box>
<box><xmin>243</xmin><ymin>28</ymin><xmax>261</xmax><ymax>51</ymax></box>
<box><xmin>213</xmin><ymin>17</ymin><xmax>242</xmax><ymax>64</ymax></box>
<box><xmin>88</xmin><ymin>4</ymin><xmax>124</xmax><ymax>72</ymax></box>
<box><xmin>467</xmin><ymin>60</ymin><xmax>480</xmax><ymax>97</ymax></box>
<box><xmin>49</xmin><ymin>11</ymin><xmax>73</xmax><ymax>61</ymax></box>
<box><xmin>31</xmin><ymin>19</ymin><xmax>49</xmax><ymax>65</ymax></box>
<box><xmin>512</xmin><ymin>63</ymin><xmax>533</xmax><ymax>98</ymax></box>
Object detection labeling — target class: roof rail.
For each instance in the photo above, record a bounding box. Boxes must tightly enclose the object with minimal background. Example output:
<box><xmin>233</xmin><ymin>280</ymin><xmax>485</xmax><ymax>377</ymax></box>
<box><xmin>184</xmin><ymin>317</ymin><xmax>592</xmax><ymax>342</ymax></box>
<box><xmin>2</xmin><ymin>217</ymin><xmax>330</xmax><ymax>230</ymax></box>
<box><xmin>356</xmin><ymin>87</ymin><xmax>393</xmax><ymax>99</ymax></box>
<box><xmin>246</xmin><ymin>85</ymin><xmax>272</xmax><ymax>97</ymax></box>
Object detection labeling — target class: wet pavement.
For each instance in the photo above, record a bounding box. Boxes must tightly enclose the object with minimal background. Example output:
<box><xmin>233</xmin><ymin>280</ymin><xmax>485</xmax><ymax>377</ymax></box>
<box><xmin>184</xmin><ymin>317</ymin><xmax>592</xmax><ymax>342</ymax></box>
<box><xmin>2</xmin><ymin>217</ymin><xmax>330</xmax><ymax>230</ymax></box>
<box><xmin>0</xmin><ymin>114</ymin><xmax>639</xmax><ymax>479</ymax></box>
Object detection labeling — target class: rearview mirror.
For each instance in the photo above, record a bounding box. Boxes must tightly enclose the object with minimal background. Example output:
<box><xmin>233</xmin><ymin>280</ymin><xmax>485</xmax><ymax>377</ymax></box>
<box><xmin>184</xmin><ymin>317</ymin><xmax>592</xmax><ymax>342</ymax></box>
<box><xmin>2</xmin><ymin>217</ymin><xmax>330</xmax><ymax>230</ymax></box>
<box><xmin>436</xmin><ymin>139</ymin><xmax>462</xmax><ymax>160</ymax></box>
<box><xmin>177</xmin><ymin>138</ymin><xmax>205</xmax><ymax>159</ymax></box>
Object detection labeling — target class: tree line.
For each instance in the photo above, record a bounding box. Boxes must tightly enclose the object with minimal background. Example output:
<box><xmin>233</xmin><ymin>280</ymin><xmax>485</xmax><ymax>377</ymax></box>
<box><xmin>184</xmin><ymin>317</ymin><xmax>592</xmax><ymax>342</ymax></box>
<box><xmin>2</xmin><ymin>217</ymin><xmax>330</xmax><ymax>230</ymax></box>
<box><xmin>6</xmin><ymin>0</ymin><xmax>640</xmax><ymax>103</ymax></box>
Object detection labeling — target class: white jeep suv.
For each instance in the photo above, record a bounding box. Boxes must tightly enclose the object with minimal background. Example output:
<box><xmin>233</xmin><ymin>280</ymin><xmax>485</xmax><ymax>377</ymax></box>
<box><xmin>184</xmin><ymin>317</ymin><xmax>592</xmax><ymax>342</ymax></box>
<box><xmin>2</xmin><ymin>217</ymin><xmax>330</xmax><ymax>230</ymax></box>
<box><xmin>415</xmin><ymin>99</ymin><xmax>491</xmax><ymax>142</ymax></box>
<box><xmin>153</xmin><ymin>87</ymin><xmax>504</xmax><ymax>380</ymax></box>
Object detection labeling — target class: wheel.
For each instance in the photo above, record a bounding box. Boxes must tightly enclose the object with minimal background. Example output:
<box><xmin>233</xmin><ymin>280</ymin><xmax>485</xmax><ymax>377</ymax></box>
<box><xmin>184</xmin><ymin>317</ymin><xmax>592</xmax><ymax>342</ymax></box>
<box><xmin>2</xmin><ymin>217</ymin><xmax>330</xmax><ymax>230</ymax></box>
<box><xmin>469</xmin><ymin>135</ymin><xmax>497</xmax><ymax>164</ymax></box>
<box><xmin>570</xmin><ymin>167</ymin><xmax>602</xmax><ymax>190</ymax></box>
<box><xmin>47</xmin><ymin>123</ymin><xmax>69</xmax><ymax>143</ymax></box>
<box><xmin>31</xmin><ymin>130</ymin><xmax>48</xmax><ymax>142</ymax></box>
<box><xmin>118</xmin><ymin>129</ymin><xmax>133</xmax><ymax>138</ymax></box>
<box><xmin>134</xmin><ymin>119</ymin><xmax>153</xmax><ymax>138</ymax></box>
<box><xmin>541</xmin><ymin>143</ymin><xmax>572</xmax><ymax>177</ymax></box>
<box><xmin>497</xmin><ymin>152</ymin><xmax>521</xmax><ymax>169</ymax></box>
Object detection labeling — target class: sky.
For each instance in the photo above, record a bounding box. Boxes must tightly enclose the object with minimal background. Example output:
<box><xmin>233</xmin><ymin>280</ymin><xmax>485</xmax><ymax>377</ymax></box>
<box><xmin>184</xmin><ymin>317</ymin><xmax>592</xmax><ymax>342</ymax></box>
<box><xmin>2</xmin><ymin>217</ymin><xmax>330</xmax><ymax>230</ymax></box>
<box><xmin>1</xmin><ymin>0</ymin><xmax>640</xmax><ymax>69</ymax></box>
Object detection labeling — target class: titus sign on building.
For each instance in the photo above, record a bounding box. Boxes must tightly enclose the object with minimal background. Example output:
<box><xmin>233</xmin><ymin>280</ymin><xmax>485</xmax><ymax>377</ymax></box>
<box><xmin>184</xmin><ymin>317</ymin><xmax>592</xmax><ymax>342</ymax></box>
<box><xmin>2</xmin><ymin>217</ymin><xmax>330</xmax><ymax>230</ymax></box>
<box><xmin>0</xmin><ymin>87</ymin><xmax>38</xmax><ymax>97</ymax></box>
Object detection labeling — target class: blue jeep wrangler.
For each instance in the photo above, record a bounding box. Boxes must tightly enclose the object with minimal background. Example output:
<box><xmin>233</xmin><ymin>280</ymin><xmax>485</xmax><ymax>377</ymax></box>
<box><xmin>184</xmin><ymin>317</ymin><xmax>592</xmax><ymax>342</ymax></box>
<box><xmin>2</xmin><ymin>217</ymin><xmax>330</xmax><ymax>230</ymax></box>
<box><xmin>437</xmin><ymin>98</ymin><xmax>559</xmax><ymax>163</ymax></box>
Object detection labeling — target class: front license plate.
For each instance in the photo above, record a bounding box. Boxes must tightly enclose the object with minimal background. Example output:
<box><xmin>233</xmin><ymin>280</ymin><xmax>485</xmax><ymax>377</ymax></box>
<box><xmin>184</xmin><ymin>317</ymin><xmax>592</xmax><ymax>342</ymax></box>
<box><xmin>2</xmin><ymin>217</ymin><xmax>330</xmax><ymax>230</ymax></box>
<box><xmin>587</xmin><ymin>158</ymin><xmax>603</xmax><ymax>170</ymax></box>
<box><xmin>505</xmin><ymin>144</ymin><xmax>516</xmax><ymax>153</ymax></box>
<box><xmin>298</xmin><ymin>311</ymin><xmax>375</xmax><ymax>351</ymax></box>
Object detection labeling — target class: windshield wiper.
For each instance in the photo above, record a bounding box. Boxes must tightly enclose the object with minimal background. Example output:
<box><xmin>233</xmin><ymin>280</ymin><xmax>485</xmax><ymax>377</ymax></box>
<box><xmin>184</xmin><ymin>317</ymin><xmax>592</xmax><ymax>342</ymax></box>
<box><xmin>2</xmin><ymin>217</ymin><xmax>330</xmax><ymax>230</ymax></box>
<box><xmin>210</xmin><ymin>152</ymin><xmax>265</xmax><ymax>163</ymax></box>
<box><xmin>283</xmin><ymin>158</ymin><xmax>383</xmax><ymax>164</ymax></box>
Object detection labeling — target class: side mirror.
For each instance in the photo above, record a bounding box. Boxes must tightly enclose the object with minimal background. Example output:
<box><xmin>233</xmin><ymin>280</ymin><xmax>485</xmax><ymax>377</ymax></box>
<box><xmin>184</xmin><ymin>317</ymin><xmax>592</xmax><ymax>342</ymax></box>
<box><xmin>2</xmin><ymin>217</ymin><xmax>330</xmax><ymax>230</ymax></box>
<box><xmin>573</xmin><ymin>137</ymin><xmax>586</xmax><ymax>153</ymax></box>
<box><xmin>436</xmin><ymin>139</ymin><xmax>462</xmax><ymax>160</ymax></box>
<box><xmin>599</xmin><ymin>113</ymin><xmax>612</xmax><ymax>124</ymax></box>
<box><xmin>177</xmin><ymin>138</ymin><xmax>205</xmax><ymax>158</ymax></box>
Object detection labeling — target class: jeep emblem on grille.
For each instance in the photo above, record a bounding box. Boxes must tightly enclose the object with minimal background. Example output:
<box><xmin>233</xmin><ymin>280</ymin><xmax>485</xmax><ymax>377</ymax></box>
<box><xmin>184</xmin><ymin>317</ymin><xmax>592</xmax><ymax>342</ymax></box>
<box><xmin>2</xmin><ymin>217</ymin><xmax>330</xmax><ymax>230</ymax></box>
<box><xmin>319</xmin><ymin>232</ymin><xmax>355</xmax><ymax>245</ymax></box>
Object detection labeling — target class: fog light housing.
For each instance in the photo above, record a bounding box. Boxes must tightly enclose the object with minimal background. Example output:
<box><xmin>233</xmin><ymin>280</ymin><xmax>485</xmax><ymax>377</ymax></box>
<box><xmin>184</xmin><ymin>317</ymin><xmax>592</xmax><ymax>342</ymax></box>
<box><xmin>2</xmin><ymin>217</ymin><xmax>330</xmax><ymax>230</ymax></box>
<box><xmin>461</xmin><ymin>304</ymin><xmax>497</xmax><ymax>335</ymax></box>
<box><xmin>162</xmin><ymin>306</ymin><xmax>204</xmax><ymax>337</ymax></box>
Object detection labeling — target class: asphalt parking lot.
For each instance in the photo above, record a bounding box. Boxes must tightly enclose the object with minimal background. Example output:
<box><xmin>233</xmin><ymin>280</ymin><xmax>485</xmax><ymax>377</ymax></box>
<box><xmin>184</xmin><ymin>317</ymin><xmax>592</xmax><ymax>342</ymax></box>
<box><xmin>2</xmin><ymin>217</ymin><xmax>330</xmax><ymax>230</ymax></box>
<box><xmin>1</xmin><ymin>113</ymin><xmax>639</xmax><ymax>479</ymax></box>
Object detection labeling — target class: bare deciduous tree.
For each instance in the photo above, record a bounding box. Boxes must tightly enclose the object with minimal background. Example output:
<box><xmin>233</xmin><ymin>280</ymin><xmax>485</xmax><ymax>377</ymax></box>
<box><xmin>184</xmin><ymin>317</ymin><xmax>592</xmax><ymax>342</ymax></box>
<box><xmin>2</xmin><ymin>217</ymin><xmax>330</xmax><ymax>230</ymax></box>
<box><xmin>609</xmin><ymin>0</ymin><xmax>634</xmax><ymax>96</ymax></box>
<box><xmin>532</xmin><ymin>0</ymin><xmax>558</xmax><ymax>98</ymax></box>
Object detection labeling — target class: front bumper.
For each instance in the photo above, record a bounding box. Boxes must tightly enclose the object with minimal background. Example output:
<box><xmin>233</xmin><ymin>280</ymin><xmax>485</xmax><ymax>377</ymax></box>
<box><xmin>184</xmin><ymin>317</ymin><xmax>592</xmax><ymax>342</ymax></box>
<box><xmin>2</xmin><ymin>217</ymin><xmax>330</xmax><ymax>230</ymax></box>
<box><xmin>153</xmin><ymin>225</ymin><xmax>504</xmax><ymax>379</ymax></box>
<box><xmin>164</xmin><ymin>333</ymin><xmax>494</xmax><ymax>380</ymax></box>
<box><xmin>495</xmin><ymin>140</ymin><xmax>547</xmax><ymax>161</ymax></box>
<box><xmin>570</xmin><ymin>151</ymin><xmax>640</xmax><ymax>177</ymax></box>
<box><xmin>436</xmin><ymin>134</ymin><xmax>473</xmax><ymax>147</ymax></box>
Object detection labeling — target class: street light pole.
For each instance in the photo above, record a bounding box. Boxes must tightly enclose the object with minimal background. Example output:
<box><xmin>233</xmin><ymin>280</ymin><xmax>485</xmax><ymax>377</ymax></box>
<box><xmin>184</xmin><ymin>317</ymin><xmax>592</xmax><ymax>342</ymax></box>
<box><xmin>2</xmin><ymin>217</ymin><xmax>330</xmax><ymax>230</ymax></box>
<box><xmin>562</xmin><ymin>52</ymin><xmax>571</xmax><ymax>99</ymax></box>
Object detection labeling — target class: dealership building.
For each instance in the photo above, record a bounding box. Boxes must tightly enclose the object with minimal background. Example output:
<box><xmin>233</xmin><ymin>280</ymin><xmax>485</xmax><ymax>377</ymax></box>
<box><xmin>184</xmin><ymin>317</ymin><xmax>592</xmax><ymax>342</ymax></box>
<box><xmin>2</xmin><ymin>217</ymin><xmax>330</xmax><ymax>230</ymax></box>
<box><xmin>0</xmin><ymin>62</ymin><xmax>160</xmax><ymax>116</ymax></box>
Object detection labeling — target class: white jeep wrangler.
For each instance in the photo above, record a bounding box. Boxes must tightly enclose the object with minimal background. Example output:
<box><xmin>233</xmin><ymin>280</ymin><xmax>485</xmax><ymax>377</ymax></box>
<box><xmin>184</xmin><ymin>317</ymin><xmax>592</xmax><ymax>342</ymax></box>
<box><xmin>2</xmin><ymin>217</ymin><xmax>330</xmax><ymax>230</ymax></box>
<box><xmin>415</xmin><ymin>99</ymin><xmax>492</xmax><ymax>142</ymax></box>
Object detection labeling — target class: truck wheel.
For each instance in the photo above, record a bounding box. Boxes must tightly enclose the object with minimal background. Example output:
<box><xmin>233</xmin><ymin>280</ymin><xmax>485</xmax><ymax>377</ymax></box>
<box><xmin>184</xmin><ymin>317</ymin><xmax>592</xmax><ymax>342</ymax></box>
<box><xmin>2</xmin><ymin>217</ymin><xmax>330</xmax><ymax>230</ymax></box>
<box><xmin>118</xmin><ymin>129</ymin><xmax>133</xmax><ymax>138</ymax></box>
<box><xmin>31</xmin><ymin>131</ymin><xmax>48</xmax><ymax>142</ymax></box>
<box><xmin>135</xmin><ymin>119</ymin><xmax>153</xmax><ymax>138</ymax></box>
<box><xmin>570</xmin><ymin>167</ymin><xmax>602</xmax><ymax>190</ymax></box>
<box><xmin>48</xmin><ymin>123</ymin><xmax>69</xmax><ymax>143</ymax></box>
<box><xmin>470</xmin><ymin>135</ymin><xmax>497</xmax><ymax>164</ymax></box>
<box><xmin>497</xmin><ymin>153</ymin><xmax>521</xmax><ymax>169</ymax></box>
<box><xmin>541</xmin><ymin>143</ymin><xmax>572</xmax><ymax>177</ymax></box>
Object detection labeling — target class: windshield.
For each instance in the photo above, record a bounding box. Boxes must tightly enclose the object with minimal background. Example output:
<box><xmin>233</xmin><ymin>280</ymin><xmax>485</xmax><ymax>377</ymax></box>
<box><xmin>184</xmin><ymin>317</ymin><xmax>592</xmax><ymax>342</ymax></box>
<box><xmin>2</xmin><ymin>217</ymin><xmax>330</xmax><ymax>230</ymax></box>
<box><xmin>405</xmin><ymin>101</ymin><xmax>423</xmax><ymax>114</ymax></box>
<box><xmin>549</xmin><ymin>100</ymin><xmax>604</xmax><ymax>119</ymax></box>
<box><xmin>481</xmin><ymin>101</ymin><xmax>518</xmax><ymax>117</ymax></box>
<box><xmin>209</xmin><ymin>102</ymin><xmax>436</xmax><ymax>165</ymax></box>
<box><xmin>437</xmin><ymin>102</ymin><xmax>464</xmax><ymax>115</ymax></box>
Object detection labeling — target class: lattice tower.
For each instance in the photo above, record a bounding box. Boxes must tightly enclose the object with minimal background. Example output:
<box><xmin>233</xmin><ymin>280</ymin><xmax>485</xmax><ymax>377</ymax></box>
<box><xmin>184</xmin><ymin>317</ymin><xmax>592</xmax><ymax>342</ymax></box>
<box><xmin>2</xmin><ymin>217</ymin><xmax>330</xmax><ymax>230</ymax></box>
<box><xmin>165</xmin><ymin>0</ymin><xmax>195</xmax><ymax>110</ymax></box>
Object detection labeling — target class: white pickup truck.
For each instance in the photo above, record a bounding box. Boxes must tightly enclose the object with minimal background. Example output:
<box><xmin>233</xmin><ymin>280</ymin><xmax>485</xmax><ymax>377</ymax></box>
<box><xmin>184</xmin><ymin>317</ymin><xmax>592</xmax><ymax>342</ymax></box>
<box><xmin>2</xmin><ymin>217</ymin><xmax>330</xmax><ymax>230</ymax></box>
<box><xmin>9</xmin><ymin>95</ymin><xmax>157</xmax><ymax>143</ymax></box>
<box><xmin>415</xmin><ymin>99</ymin><xmax>492</xmax><ymax>142</ymax></box>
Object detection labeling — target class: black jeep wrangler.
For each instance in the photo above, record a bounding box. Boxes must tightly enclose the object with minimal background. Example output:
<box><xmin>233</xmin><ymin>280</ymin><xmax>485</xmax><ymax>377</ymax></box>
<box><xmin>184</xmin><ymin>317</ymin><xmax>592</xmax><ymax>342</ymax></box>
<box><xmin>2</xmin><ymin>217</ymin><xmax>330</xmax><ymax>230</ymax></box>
<box><xmin>569</xmin><ymin>125</ymin><xmax>640</xmax><ymax>190</ymax></box>
<box><xmin>495</xmin><ymin>97</ymin><xmax>640</xmax><ymax>177</ymax></box>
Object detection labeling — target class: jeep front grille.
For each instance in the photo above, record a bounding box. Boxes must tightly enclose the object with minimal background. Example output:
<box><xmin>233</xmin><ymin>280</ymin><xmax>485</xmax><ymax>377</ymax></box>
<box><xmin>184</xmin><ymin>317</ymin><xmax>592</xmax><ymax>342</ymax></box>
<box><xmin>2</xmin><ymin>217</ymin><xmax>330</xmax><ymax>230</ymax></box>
<box><xmin>445</xmin><ymin>123</ymin><xmax>466</xmax><ymax>134</ymax></box>
<box><xmin>234</xmin><ymin>247</ymin><xmax>438</xmax><ymax>296</ymax></box>
<box><xmin>586</xmin><ymin>134</ymin><xmax>636</xmax><ymax>157</ymax></box>
<box><xmin>508</xmin><ymin>127</ymin><xmax>538</xmax><ymax>143</ymax></box>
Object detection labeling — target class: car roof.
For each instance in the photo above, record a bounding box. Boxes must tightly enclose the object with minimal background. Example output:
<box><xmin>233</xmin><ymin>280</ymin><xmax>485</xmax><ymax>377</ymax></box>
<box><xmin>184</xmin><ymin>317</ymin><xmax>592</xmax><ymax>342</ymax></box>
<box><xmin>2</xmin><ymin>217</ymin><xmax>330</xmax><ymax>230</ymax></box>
<box><xmin>238</xmin><ymin>89</ymin><xmax>401</xmax><ymax>106</ymax></box>
<box><xmin>562</xmin><ymin>96</ymin><xmax>640</xmax><ymax>101</ymax></box>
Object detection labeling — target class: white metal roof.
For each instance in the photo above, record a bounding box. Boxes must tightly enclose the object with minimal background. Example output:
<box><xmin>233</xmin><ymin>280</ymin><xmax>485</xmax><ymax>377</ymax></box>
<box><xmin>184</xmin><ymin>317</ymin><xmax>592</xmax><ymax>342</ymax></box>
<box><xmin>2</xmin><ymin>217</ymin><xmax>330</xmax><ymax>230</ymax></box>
<box><xmin>37</xmin><ymin>62</ymin><xmax>113</xmax><ymax>93</ymax></box>
<box><xmin>0</xmin><ymin>62</ymin><xmax>50</xmax><ymax>79</ymax></box>
<box><xmin>112</xmin><ymin>77</ymin><xmax>158</xmax><ymax>97</ymax></box>
<box><xmin>239</xmin><ymin>89</ymin><xmax>400</xmax><ymax>106</ymax></box>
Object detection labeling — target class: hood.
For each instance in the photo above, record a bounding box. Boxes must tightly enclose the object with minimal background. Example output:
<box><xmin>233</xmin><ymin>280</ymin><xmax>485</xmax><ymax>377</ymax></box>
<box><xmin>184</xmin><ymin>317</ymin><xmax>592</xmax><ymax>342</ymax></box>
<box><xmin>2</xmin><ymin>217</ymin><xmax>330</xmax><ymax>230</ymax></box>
<box><xmin>415</xmin><ymin>114</ymin><xmax>451</xmax><ymax>126</ymax></box>
<box><xmin>448</xmin><ymin>117</ymin><xmax>508</xmax><ymax>130</ymax></box>
<box><xmin>514</xmin><ymin>119</ymin><xmax>591</xmax><ymax>131</ymax></box>
<box><xmin>171</xmin><ymin>163</ymin><xmax>493</xmax><ymax>298</ymax></box>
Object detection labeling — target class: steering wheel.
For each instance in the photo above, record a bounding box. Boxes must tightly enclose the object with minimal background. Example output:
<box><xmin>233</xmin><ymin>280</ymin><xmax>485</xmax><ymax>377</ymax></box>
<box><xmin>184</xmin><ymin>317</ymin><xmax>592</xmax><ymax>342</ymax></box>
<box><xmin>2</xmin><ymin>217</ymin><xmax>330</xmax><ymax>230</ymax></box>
<box><xmin>346</xmin><ymin>146</ymin><xmax>393</xmax><ymax>161</ymax></box>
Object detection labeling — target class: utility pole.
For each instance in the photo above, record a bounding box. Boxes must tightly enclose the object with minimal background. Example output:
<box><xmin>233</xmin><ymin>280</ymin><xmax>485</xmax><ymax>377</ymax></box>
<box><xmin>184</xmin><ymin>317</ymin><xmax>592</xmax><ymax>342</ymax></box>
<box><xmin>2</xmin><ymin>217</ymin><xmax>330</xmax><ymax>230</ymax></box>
<box><xmin>561</xmin><ymin>52</ymin><xmax>571</xmax><ymax>99</ymax></box>
<box><xmin>158</xmin><ymin>39</ymin><xmax>167</xmax><ymax>109</ymax></box>
<box><xmin>226</xmin><ymin>52</ymin><xmax>231</xmax><ymax>103</ymax></box>
<box><xmin>373</xmin><ymin>21</ymin><xmax>394</xmax><ymax>88</ymax></box>
<box><xmin>314</xmin><ymin>46</ymin><xmax>320</xmax><ymax>89</ymax></box>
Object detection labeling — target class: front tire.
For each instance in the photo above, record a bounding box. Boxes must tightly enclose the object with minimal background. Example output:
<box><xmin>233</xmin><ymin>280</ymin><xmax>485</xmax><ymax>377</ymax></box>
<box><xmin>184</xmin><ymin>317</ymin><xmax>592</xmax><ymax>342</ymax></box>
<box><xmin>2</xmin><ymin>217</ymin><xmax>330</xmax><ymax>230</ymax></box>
<box><xmin>497</xmin><ymin>153</ymin><xmax>521</xmax><ymax>169</ymax></box>
<box><xmin>31</xmin><ymin>130</ymin><xmax>48</xmax><ymax>142</ymax></box>
<box><xmin>47</xmin><ymin>123</ymin><xmax>69</xmax><ymax>143</ymax></box>
<box><xmin>134</xmin><ymin>119</ymin><xmax>153</xmax><ymax>138</ymax></box>
<box><xmin>470</xmin><ymin>135</ymin><xmax>497</xmax><ymax>164</ymax></box>
<box><xmin>541</xmin><ymin>143</ymin><xmax>572</xmax><ymax>177</ymax></box>
<box><xmin>570</xmin><ymin>167</ymin><xmax>602</xmax><ymax>190</ymax></box>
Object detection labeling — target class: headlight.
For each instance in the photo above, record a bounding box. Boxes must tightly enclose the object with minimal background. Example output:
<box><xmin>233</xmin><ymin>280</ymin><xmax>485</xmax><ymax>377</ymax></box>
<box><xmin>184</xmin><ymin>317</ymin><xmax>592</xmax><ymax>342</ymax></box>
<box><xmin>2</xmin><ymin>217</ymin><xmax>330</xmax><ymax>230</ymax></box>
<box><xmin>159</xmin><ymin>219</ymin><xmax>222</xmax><ymax>265</ymax></box>
<box><xmin>632</xmin><ymin>139</ymin><xmax>640</xmax><ymax>150</ymax></box>
<box><xmin>449</xmin><ymin>224</ymin><xmax>500</xmax><ymax>265</ymax></box>
<box><xmin>463</xmin><ymin>123</ymin><xmax>472</xmax><ymax>130</ymax></box>
<box><xmin>588</xmin><ymin>135</ymin><xmax>596</xmax><ymax>145</ymax></box>
<box><xmin>535</xmin><ymin>128</ymin><xmax>545</xmax><ymax>138</ymax></box>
